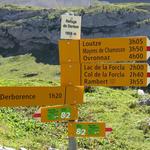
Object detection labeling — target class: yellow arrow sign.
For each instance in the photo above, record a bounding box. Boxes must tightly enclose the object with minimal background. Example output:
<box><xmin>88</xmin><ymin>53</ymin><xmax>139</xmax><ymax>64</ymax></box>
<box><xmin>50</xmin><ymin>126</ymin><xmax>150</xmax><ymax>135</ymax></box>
<box><xmin>61</xmin><ymin>63</ymin><xmax>150</xmax><ymax>87</ymax></box>
<box><xmin>59</xmin><ymin>36</ymin><xmax>150</xmax><ymax>63</ymax></box>
<box><xmin>0</xmin><ymin>86</ymin><xmax>84</xmax><ymax>107</ymax></box>
<box><xmin>68</xmin><ymin>122</ymin><xmax>106</xmax><ymax>138</ymax></box>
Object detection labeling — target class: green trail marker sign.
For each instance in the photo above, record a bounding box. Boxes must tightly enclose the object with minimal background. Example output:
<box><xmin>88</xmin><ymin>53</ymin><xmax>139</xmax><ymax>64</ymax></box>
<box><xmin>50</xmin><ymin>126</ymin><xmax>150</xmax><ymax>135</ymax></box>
<box><xmin>68</xmin><ymin>122</ymin><xmax>112</xmax><ymax>138</ymax></box>
<box><xmin>33</xmin><ymin>105</ymin><xmax>78</xmax><ymax>122</ymax></box>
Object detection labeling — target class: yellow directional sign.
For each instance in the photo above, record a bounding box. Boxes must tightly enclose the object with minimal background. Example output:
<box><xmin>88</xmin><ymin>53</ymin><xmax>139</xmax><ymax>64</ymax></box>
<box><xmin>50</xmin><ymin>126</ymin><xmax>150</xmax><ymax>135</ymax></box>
<box><xmin>68</xmin><ymin>122</ymin><xmax>106</xmax><ymax>138</ymax></box>
<box><xmin>59</xmin><ymin>36</ymin><xmax>150</xmax><ymax>63</ymax></box>
<box><xmin>80</xmin><ymin>36</ymin><xmax>149</xmax><ymax>63</ymax></box>
<box><xmin>0</xmin><ymin>86</ymin><xmax>84</xmax><ymax>107</ymax></box>
<box><xmin>61</xmin><ymin>63</ymin><xmax>150</xmax><ymax>87</ymax></box>
<box><xmin>41</xmin><ymin>105</ymin><xmax>78</xmax><ymax>122</ymax></box>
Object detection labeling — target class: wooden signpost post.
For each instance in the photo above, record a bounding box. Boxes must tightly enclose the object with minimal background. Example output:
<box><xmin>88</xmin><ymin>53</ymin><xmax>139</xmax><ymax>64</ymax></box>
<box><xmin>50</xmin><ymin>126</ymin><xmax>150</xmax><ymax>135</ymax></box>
<box><xmin>59</xmin><ymin>36</ymin><xmax>150</xmax><ymax>63</ymax></box>
<box><xmin>61</xmin><ymin>63</ymin><xmax>150</xmax><ymax>86</ymax></box>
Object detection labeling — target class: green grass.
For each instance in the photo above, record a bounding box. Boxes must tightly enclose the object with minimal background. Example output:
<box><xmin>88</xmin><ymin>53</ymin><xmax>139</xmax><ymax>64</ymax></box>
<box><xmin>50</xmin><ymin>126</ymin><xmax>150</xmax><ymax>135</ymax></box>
<box><xmin>0</xmin><ymin>54</ymin><xmax>60</xmax><ymax>86</ymax></box>
<box><xmin>0</xmin><ymin>55</ymin><xmax>149</xmax><ymax>149</ymax></box>
<box><xmin>0</xmin><ymin>108</ymin><xmax>68</xmax><ymax>149</ymax></box>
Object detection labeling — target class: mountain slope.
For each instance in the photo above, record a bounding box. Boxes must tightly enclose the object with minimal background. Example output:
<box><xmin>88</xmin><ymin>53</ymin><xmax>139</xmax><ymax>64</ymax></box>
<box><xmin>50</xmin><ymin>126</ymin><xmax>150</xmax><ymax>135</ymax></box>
<box><xmin>0</xmin><ymin>3</ymin><xmax>150</xmax><ymax>64</ymax></box>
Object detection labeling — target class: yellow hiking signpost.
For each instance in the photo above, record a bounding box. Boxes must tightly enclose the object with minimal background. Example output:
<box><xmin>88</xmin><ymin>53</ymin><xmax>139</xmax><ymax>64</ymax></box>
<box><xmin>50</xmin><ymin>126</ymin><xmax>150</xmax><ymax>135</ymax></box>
<box><xmin>61</xmin><ymin>63</ymin><xmax>150</xmax><ymax>87</ymax></box>
<box><xmin>59</xmin><ymin>36</ymin><xmax>150</xmax><ymax>63</ymax></box>
<box><xmin>58</xmin><ymin>34</ymin><xmax>150</xmax><ymax>149</ymax></box>
<box><xmin>0</xmin><ymin>86</ymin><xmax>84</xmax><ymax>107</ymax></box>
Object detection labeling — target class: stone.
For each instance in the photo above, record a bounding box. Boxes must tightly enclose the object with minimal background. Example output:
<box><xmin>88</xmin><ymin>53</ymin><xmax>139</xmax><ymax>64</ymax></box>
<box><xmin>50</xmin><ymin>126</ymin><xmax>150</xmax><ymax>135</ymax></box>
<box><xmin>19</xmin><ymin>148</ymin><xmax>27</xmax><ymax>150</ymax></box>
<box><xmin>48</xmin><ymin>148</ymin><xmax>58</xmax><ymax>150</ymax></box>
<box><xmin>139</xmin><ymin>99</ymin><xmax>150</xmax><ymax>106</ymax></box>
<box><xmin>137</xmin><ymin>89</ymin><xmax>145</xmax><ymax>96</ymax></box>
<box><xmin>1</xmin><ymin>147</ymin><xmax>15</xmax><ymax>150</ymax></box>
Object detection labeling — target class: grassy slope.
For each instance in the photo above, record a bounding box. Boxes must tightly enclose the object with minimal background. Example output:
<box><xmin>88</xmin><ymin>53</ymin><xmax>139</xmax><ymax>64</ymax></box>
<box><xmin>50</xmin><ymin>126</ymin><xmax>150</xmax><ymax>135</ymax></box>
<box><xmin>0</xmin><ymin>55</ymin><xmax>149</xmax><ymax>150</ymax></box>
<box><xmin>0</xmin><ymin>54</ymin><xmax>60</xmax><ymax>86</ymax></box>
<box><xmin>1</xmin><ymin>3</ymin><xmax>150</xmax><ymax>27</ymax></box>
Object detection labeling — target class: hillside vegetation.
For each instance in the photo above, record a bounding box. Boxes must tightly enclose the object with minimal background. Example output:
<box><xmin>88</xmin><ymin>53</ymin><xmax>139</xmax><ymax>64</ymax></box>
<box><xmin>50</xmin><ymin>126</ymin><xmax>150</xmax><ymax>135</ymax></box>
<box><xmin>0</xmin><ymin>55</ymin><xmax>150</xmax><ymax>150</ymax></box>
<box><xmin>0</xmin><ymin>54</ymin><xmax>60</xmax><ymax>86</ymax></box>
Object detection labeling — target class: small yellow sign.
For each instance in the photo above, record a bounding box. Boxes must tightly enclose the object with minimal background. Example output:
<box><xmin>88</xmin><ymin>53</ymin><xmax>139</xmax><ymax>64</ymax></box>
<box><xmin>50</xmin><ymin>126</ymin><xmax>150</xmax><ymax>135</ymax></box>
<box><xmin>61</xmin><ymin>63</ymin><xmax>149</xmax><ymax>87</ymax></box>
<box><xmin>80</xmin><ymin>36</ymin><xmax>149</xmax><ymax>62</ymax></box>
<box><xmin>0</xmin><ymin>86</ymin><xmax>84</xmax><ymax>107</ymax></box>
<box><xmin>41</xmin><ymin>105</ymin><xmax>78</xmax><ymax>122</ymax></box>
<box><xmin>59</xmin><ymin>36</ymin><xmax>150</xmax><ymax>63</ymax></box>
<box><xmin>68</xmin><ymin>122</ymin><xmax>106</xmax><ymax>138</ymax></box>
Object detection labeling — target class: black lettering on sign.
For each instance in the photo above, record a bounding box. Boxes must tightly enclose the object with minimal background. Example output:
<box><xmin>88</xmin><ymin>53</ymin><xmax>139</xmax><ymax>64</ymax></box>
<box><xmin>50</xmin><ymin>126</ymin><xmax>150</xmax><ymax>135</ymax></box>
<box><xmin>130</xmin><ymin>79</ymin><xmax>144</xmax><ymax>85</ymax></box>
<box><xmin>129</xmin><ymin>46</ymin><xmax>144</xmax><ymax>52</ymax></box>
<box><xmin>49</xmin><ymin>93</ymin><xmax>62</xmax><ymax>99</ymax></box>
<box><xmin>0</xmin><ymin>94</ymin><xmax>35</xmax><ymax>100</ymax></box>
<box><xmin>130</xmin><ymin>72</ymin><xmax>144</xmax><ymax>78</ymax></box>
<box><xmin>130</xmin><ymin>64</ymin><xmax>144</xmax><ymax>70</ymax></box>
<box><xmin>129</xmin><ymin>38</ymin><xmax>144</xmax><ymax>45</ymax></box>
<box><xmin>65</xmin><ymin>32</ymin><xmax>72</xmax><ymax>35</ymax></box>
<box><xmin>82</xmin><ymin>41</ymin><xmax>101</xmax><ymax>47</ymax></box>
<box><xmin>129</xmin><ymin>53</ymin><xmax>144</xmax><ymax>59</ymax></box>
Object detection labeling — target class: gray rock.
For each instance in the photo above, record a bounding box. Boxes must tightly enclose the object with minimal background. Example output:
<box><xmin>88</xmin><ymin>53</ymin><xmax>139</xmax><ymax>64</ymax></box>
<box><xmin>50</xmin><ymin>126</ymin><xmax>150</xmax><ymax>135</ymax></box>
<box><xmin>19</xmin><ymin>148</ymin><xmax>27</xmax><ymax>150</ymax></box>
<box><xmin>137</xmin><ymin>89</ymin><xmax>145</xmax><ymax>96</ymax></box>
<box><xmin>4</xmin><ymin>148</ymin><xmax>15</xmax><ymax>150</ymax></box>
<box><xmin>139</xmin><ymin>99</ymin><xmax>150</xmax><ymax>106</ymax></box>
<box><xmin>0</xmin><ymin>147</ymin><xmax>15</xmax><ymax>150</ymax></box>
<box><xmin>48</xmin><ymin>148</ymin><xmax>58</xmax><ymax>150</ymax></box>
<box><xmin>0</xmin><ymin>4</ymin><xmax>150</xmax><ymax>64</ymax></box>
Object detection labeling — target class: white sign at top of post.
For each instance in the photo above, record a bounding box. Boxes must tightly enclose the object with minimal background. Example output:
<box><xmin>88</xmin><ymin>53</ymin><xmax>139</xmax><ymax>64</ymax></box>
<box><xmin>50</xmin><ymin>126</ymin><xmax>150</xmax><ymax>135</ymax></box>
<box><xmin>61</xmin><ymin>13</ymin><xmax>81</xmax><ymax>40</ymax></box>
